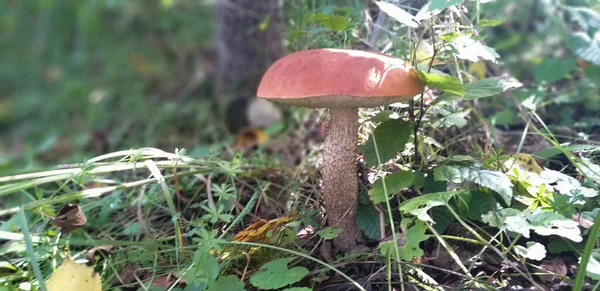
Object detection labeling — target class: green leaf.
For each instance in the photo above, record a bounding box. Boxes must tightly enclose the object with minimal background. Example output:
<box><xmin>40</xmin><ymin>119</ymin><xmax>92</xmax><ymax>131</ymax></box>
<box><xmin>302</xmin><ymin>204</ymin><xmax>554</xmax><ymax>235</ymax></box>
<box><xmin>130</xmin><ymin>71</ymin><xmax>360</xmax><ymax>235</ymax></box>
<box><xmin>440</xmin><ymin>32</ymin><xmax>460</xmax><ymax>42</ymax></box>
<box><xmin>534</xmin><ymin>57</ymin><xmax>577</xmax><ymax>83</ymax></box>
<box><xmin>414</xmin><ymin>70</ymin><xmax>465</xmax><ymax>96</ymax></box>
<box><xmin>368</xmin><ymin>171</ymin><xmax>413</xmax><ymax>204</ymax></box>
<box><xmin>563</xmin><ymin>6</ymin><xmax>600</xmax><ymax>35</ymax></box>
<box><xmin>317</xmin><ymin>226</ymin><xmax>342</xmax><ymax>240</ymax></box>
<box><xmin>356</xmin><ymin>203</ymin><xmax>381</xmax><ymax>239</ymax></box>
<box><xmin>250</xmin><ymin>258</ymin><xmax>308</xmax><ymax>290</ymax></box>
<box><xmin>399</xmin><ymin>191</ymin><xmax>460</xmax><ymax>222</ymax></box>
<box><xmin>375</xmin><ymin>1</ymin><xmax>418</xmax><ymax>28</ymax></box>
<box><xmin>428</xmin><ymin>0</ymin><xmax>461</xmax><ymax>11</ymax></box>
<box><xmin>379</xmin><ymin>219</ymin><xmax>427</xmax><ymax>261</ymax></box>
<box><xmin>584</xmin><ymin>252</ymin><xmax>600</xmax><ymax>280</ymax></box>
<box><xmin>568</xmin><ymin>32</ymin><xmax>600</xmax><ymax>65</ymax></box>
<box><xmin>514</xmin><ymin>242</ymin><xmax>546</xmax><ymax>261</ymax></box>
<box><xmin>359</xmin><ymin>119</ymin><xmax>412</xmax><ymax>167</ymax></box>
<box><xmin>434</xmin><ymin>165</ymin><xmax>462</xmax><ymax>183</ymax></box>
<box><xmin>206</xmin><ymin>275</ymin><xmax>245</xmax><ymax>291</ymax></box>
<box><xmin>452</xmin><ymin>36</ymin><xmax>500</xmax><ymax>62</ymax></box>
<box><xmin>478</xmin><ymin>19</ymin><xmax>504</xmax><ymax>27</ymax></box>
<box><xmin>533</xmin><ymin>144</ymin><xmax>599</xmax><ymax>159</ymax></box>
<box><xmin>309</xmin><ymin>13</ymin><xmax>349</xmax><ymax>31</ymax></box>
<box><xmin>435</xmin><ymin>76</ymin><xmax>522</xmax><ymax>104</ymax></box>
<box><xmin>459</xmin><ymin>166</ymin><xmax>513</xmax><ymax>205</ymax></box>
<box><xmin>482</xmin><ymin>209</ymin><xmax>583</xmax><ymax>242</ymax></box>
<box><xmin>283</xmin><ymin>288</ymin><xmax>313</xmax><ymax>291</ymax></box>
<box><xmin>123</xmin><ymin>222</ymin><xmax>143</xmax><ymax>235</ymax></box>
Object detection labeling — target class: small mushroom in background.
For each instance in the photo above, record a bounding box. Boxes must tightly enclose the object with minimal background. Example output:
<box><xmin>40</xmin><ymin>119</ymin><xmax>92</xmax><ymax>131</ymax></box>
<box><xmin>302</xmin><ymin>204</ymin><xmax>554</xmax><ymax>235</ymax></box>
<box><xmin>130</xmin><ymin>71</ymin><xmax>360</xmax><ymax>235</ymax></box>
<box><xmin>257</xmin><ymin>48</ymin><xmax>424</xmax><ymax>250</ymax></box>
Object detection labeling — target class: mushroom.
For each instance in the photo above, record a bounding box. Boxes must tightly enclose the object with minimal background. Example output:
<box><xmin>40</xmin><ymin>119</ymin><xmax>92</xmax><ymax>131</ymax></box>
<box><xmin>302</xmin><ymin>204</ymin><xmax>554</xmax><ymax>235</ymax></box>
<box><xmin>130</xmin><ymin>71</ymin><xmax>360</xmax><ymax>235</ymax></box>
<box><xmin>256</xmin><ymin>48</ymin><xmax>425</xmax><ymax>250</ymax></box>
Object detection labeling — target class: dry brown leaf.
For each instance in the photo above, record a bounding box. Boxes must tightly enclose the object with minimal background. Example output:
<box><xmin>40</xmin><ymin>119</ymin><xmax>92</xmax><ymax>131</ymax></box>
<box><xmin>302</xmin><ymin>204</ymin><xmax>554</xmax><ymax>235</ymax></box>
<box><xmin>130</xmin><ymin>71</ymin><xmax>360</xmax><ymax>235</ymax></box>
<box><xmin>51</xmin><ymin>204</ymin><xmax>87</xmax><ymax>234</ymax></box>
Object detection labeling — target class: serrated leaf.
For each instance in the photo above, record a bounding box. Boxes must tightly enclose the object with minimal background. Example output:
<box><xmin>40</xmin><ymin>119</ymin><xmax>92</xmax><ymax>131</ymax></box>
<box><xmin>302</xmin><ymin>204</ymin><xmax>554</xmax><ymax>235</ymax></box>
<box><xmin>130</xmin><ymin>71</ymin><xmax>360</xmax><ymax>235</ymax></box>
<box><xmin>568</xmin><ymin>32</ymin><xmax>600</xmax><ymax>65</ymax></box>
<box><xmin>534</xmin><ymin>57</ymin><xmax>577</xmax><ymax>83</ymax></box>
<box><xmin>435</xmin><ymin>76</ymin><xmax>522</xmax><ymax>104</ymax></box>
<box><xmin>451</xmin><ymin>36</ymin><xmax>500</xmax><ymax>63</ymax></box>
<box><xmin>309</xmin><ymin>13</ymin><xmax>349</xmax><ymax>31</ymax></box>
<box><xmin>457</xmin><ymin>166</ymin><xmax>513</xmax><ymax>205</ymax></box>
<box><xmin>399</xmin><ymin>191</ymin><xmax>460</xmax><ymax>222</ymax></box>
<box><xmin>250</xmin><ymin>258</ymin><xmax>308</xmax><ymax>290</ymax></box>
<box><xmin>359</xmin><ymin>119</ymin><xmax>412</xmax><ymax>167</ymax></box>
<box><xmin>368</xmin><ymin>171</ymin><xmax>413</xmax><ymax>204</ymax></box>
<box><xmin>563</xmin><ymin>6</ymin><xmax>600</xmax><ymax>34</ymax></box>
<box><xmin>356</xmin><ymin>204</ymin><xmax>381</xmax><ymax>239</ymax></box>
<box><xmin>428</xmin><ymin>0</ymin><xmax>461</xmax><ymax>11</ymax></box>
<box><xmin>375</xmin><ymin>1</ymin><xmax>418</xmax><ymax>28</ymax></box>
<box><xmin>414</xmin><ymin>70</ymin><xmax>465</xmax><ymax>96</ymax></box>
<box><xmin>206</xmin><ymin>275</ymin><xmax>245</xmax><ymax>291</ymax></box>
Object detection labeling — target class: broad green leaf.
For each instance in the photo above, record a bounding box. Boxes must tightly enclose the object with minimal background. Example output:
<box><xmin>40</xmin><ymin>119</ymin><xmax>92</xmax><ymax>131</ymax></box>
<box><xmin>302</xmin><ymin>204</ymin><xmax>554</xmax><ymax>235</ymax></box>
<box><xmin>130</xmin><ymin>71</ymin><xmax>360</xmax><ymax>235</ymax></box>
<box><xmin>440</xmin><ymin>32</ymin><xmax>460</xmax><ymax>42</ymax></box>
<box><xmin>458</xmin><ymin>166</ymin><xmax>513</xmax><ymax>205</ymax></box>
<box><xmin>452</xmin><ymin>36</ymin><xmax>500</xmax><ymax>63</ymax></box>
<box><xmin>379</xmin><ymin>220</ymin><xmax>427</xmax><ymax>261</ymax></box>
<box><xmin>548</xmin><ymin>239</ymin><xmax>584</xmax><ymax>254</ymax></box>
<box><xmin>250</xmin><ymin>258</ymin><xmax>308</xmax><ymax>290</ymax></box>
<box><xmin>206</xmin><ymin>275</ymin><xmax>245</xmax><ymax>291</ymax></box>
<box><xmin>563</xmin><ymin>6</ymin><xmax>600</xmax><ymax>34</ymax></box>
<box><xmin>283</xmin><ymin>288</ymin><xmax>313</xmax><ymax>291</ymax></box>
<box><xmin>368</xmin><ymin>171</ymin><xmax>413</xmax><ymax>204</ymax></box>
<box><xmin>534</xmin><ymin>57</ymin><xmax>577</xmax><ymax>83</ymax></box>
<box><xmin>369</xmin><ymin>110</ymin><xmax>400</xmax><ymax>123</ymax></box>
<box><xmin>435</xmin><ymin>76</ymin><xmax>522</xmax><ymax>104</ymax></box>
<box><xmin>399</xmin><ymin>191</ymin><xmax>461</xmax><ymax>222</ymax></box>
<box><xmin>375</xmin><ymin>1</ymin><xmax>418</xmax><ymax>28</ymax></box>
<box><xmin>434</xmin><ymin>165</ymin><xmax>513</xmax><ymax>205</ymax></box>
<box><xmin>359</xmin><ymin>119</ymin><xmax>412</xmax><ymax>167</ymax></box>
<box><xmin>309</xmin><ymin>13</ymin><xmax>349</xmax><ymax>31</ymax></box>
<box><xmin>568</xmin><ymin>32</ymin><xmax>600</xmax><ymax>65</ymax></box>
<box><xmin>356</xmin><ymin>203</ymin><xmax>382</xmax><ymax>239</ymax></box>
<box><xmin>317</xmin><ymin>226</ymin><xmax>342</xmax><ymax>240</ymax></box>
<box><xmin>482</xmin><ymin>209</ymin><xmax>582</xmax><ymax>242</ymax></box>
<box><xmin>514</xmin><ymin>242</ymin><xmax>546</xmax><ymax>261</ymax></box>
<box><xmin>433</xmin><ymin>165</ymin><xmax>462</xmax><ymax>183</ymax></box>
<box><xmin>428</xmin><ymin>0</ymin><xmax>461</xmax><ymax>11</ymax></box>
<box><xmin>414</xmin><ymin>70</ymin><xmax>465</xmax><ymax>96</ymax></box>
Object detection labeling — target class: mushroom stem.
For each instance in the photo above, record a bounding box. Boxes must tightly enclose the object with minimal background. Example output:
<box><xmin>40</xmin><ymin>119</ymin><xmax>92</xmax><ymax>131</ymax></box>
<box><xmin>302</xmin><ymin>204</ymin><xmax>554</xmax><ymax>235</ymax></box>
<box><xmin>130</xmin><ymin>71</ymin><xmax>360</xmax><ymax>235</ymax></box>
<box><xmin>323</xmin><ymin>107</ymin><xmax>360</xmax><ymax>250</ymax></box>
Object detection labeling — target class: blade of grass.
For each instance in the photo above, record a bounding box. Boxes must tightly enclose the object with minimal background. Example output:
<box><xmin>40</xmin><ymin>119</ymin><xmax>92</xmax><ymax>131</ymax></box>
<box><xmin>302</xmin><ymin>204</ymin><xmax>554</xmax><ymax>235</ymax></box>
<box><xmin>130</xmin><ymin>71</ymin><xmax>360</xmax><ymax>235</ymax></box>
<box><xmin>17</xmin><ymin>208</ymin><xmax>48</xmax><ymax>291</ymax></box>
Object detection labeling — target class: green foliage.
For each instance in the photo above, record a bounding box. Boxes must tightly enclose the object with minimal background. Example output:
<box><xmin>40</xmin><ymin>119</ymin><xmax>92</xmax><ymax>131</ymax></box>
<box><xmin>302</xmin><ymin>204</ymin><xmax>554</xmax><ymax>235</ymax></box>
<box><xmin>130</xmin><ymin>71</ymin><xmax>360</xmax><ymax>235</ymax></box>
<box><xmin>309</xmin><ymin>13</ymin><xmax>349</xmax><ymax>31</ymax></box>
<box><xmin>379</xmin><ymin>219</ymin><xmax>427</xmax><ymax>262</ymax></box>
<box><xmin>368</xmin><ymin>171</ymin><xmax>413</xmax><ymax>204</ymax></box>
<box><xmin>534</xmin><ymin>57</ymin><xmax>578</xmax><ymax>83</ymax></box>
<box><xmin>359</xmin><ymin>119</ymin><xmax>412</xmax><ymax>167</ymax></box>
<box><xmin>434</xmin><ymin>165</ymin><xmax>513</xmax><ymax>205</ymax></box>
<box><xmin>399</xmin><ymin>191</ymin><xmax>460</xmax><ymax>222</ymax></box>
<box><xmin>414</xmin><ymin>70</ymin><xmax>465</xmax><ymax>96</ymax></box>
<box><xmin>317</xmin><ymin>226</ymin><xmax>342</xmax><ymax>240</ymax></box>
<box><xmin>355</xmin><ymin>203</ymin><xmax>381</xmax><ymax>240</ymax></box>
<box><xmin>205</xmin><ymin>275</ymin><xmax>245</xmax><ymax>291</ymax></box>
<box><xmin>249</xmin><ymin>258</ymin><xmax>309</xmax><ymax>290</ymax></box>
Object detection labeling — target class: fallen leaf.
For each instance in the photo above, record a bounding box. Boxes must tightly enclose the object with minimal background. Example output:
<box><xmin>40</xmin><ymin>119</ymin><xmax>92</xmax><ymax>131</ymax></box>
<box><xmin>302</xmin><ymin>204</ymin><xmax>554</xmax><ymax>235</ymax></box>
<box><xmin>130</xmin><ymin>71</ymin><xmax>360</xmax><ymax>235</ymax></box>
<box><xmin>233</xmin><ymin>215</ymin><xmax>298</xmax><ymax>243</ymax></box>
<box><xmin>85</xmin><ymin>245</ymin><xmax>114</xmax><ymax>264</ymax></box>
<box><xmin>234</xmin><ymin>128</ymin><xmax>269</xmax><ymax>151</ymax></box>
<box><xmin>51</xmin><ymin>204</ymin><xmax>87</xmax><ymax>234</ymax></box>
<box><xmin>46</xmin><ymin>258</ymin><xmax>102</xmax><ymax>291</ymax></box>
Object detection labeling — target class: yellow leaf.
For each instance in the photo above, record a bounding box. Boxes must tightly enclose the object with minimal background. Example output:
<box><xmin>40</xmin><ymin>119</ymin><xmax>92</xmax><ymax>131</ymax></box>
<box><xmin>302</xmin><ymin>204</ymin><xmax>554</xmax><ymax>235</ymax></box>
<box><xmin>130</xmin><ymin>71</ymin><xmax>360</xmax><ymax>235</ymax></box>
<box><xmin>468</xmin><ymin>60</ymin><xmax>487</xmax><ymax>80</ymax></box>
<box><xmin>233</xmin><ymin>215</ymin><xmax>298</xmax><ymax>243</ymax></box>
<box><xmin>46</xmin><ymin>258</ymin><xmax>102</xmax><ymax>291</ymax></box>
<box><xmin>235</xmin><ymin>128</ymin><xmax>269</xmax><ymax>150</ymax></box>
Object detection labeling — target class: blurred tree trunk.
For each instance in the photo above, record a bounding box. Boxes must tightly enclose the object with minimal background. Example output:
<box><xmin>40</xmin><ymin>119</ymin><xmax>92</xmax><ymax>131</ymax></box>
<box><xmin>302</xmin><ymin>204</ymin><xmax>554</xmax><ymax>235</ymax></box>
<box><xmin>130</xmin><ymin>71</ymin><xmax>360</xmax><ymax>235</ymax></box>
<box><xmin>215</xmin><ymin>0</ymin><xmax>285</xmax><ymax>132</ymax></box>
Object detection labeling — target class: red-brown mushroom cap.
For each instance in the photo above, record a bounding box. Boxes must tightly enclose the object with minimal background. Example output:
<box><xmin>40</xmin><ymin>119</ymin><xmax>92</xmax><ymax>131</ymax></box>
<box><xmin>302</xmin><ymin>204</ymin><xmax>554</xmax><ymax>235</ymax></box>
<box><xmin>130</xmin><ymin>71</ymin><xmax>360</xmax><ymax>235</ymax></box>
<box><xmin>257</xmin><ymin>48</ymin><xmax>425</xmax><ymax>108</ymax></box>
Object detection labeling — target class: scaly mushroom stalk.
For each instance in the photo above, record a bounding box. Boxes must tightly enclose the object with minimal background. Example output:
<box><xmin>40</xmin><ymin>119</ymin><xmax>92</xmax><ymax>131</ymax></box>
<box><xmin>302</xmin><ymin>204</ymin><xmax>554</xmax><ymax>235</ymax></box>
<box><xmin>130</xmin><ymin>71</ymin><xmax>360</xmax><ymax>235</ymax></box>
<box><xmin>322</xmin><ymin>107</ymin><xmax>360</xmax><ymax>249</ymax></box>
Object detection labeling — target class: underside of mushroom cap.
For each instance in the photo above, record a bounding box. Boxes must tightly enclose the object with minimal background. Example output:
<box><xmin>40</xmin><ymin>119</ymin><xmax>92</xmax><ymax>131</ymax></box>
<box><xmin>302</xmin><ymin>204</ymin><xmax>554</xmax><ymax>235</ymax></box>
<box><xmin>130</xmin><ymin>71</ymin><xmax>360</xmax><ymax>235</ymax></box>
<box><xmin>256</xmin><ymin>48</ymin><xmax>425</xmax><ymax>108</ymax></box>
